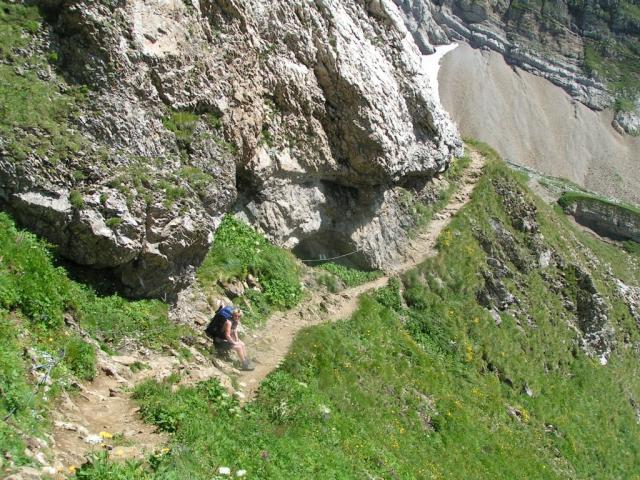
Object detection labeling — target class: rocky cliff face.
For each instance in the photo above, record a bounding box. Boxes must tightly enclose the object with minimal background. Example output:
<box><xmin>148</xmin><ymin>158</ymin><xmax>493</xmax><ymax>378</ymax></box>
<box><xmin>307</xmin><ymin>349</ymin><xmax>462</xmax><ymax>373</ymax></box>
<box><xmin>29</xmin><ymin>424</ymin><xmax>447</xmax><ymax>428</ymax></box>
<box><xmin>0</xmin><ymin>0</ymin><xmax>461</xmax><ymax>298</ymax></box>
<box><xmin>4</xmin><ymin>0</ymin><xmax>635</xmax><ymax>299</ymax></box>
<box><xmin>393</xmin><ymin>0</ymin><xmax>640</xmax><ymax>133</ymax></box>
<box><xmin>562</xmin><ymin>196</ymin><xmax>640</xmax><ymax>243</ymax></box>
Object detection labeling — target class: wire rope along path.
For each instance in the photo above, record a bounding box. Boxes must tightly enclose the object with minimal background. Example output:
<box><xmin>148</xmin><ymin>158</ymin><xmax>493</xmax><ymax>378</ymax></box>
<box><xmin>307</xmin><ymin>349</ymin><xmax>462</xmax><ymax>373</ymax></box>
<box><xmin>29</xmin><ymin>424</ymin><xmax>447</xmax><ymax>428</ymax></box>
<box><xmin>237</xmin><ymin>151</ymin><xmax>486</xmax><ymax>401</ymax></box>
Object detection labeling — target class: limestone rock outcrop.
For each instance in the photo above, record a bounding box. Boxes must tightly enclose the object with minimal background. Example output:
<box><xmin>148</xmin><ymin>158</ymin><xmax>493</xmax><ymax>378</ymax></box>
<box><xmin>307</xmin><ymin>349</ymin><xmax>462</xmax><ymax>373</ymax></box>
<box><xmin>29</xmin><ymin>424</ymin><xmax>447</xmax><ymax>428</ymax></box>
<box><xmin>0</xmin><ymin>0</ymin><xmax>461</xmax><ymax>298</ymax></box>
<box><xmin>562</xmin><ymin>197</ymin><xmax>640</xmax><ymax>243</ymax></box>
<box><xmin>614</xmin><ymin>101</ymin><xmax>640</xmax><ymax>137</ymax></box>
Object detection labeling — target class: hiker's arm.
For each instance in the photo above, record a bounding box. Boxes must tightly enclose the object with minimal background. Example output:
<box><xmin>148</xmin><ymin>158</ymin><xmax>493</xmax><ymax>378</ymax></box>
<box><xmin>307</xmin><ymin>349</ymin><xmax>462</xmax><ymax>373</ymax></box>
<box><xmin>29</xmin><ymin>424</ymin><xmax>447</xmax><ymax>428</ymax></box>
<box><xmin>230</xmin><ymin>325</ymin><xmax>239</xmax><ymax>343</ymax></box>
<box><xmin>223</xmin><ymin>321</ymin><xmax>236</xmax><ymax>344</ymax></box>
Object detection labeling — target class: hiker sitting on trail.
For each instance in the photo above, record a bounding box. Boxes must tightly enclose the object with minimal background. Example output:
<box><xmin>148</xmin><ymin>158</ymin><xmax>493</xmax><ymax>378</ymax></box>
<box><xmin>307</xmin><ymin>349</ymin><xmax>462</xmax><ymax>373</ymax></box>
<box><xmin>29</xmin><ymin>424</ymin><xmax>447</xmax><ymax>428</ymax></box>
<box><xmin>206</xmin><ymin>305</ymin><xmax>254</xmax><ymax>371</ymax></box>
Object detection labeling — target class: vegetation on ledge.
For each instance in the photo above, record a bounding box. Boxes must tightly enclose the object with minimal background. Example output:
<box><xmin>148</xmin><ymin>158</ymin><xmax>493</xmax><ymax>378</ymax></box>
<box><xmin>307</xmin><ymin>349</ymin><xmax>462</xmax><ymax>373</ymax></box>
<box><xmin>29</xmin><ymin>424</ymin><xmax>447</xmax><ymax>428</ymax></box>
<box><xmin>198</xmin><ymin>215</ymin><xmax>303</xmax><ymax>327</ymax></box>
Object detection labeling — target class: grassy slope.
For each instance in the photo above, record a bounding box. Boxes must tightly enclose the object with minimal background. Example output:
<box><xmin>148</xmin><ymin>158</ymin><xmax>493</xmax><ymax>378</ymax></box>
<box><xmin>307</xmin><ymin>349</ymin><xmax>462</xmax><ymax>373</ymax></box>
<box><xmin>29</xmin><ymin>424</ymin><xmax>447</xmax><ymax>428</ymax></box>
<box><xmin>197</xmin><ymin>215</ymin><xmax>303</xmax><ymax>328</ymax></box>
<box><xmin>77</xmin><ymin>146</ymin><xmax>640</xmax><ymax>479</ymax></box>
<box><xmin>0</xmin><ymin>212</ymin><xmax>188</xmax><ymax>471</ymax></box>
<box><xmin>0</xmin><ymin>2</ymin><xmax>90</xmax><ymax>166</ymax></box>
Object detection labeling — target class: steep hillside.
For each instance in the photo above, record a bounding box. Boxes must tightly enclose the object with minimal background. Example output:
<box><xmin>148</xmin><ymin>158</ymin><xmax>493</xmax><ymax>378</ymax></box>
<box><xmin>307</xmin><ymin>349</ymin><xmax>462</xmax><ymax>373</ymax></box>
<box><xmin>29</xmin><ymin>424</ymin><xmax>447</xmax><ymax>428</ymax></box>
<box><xmin>67</xmin><ymin>144</ymin><xmax>640</xmax><ymax>479</ymax></box>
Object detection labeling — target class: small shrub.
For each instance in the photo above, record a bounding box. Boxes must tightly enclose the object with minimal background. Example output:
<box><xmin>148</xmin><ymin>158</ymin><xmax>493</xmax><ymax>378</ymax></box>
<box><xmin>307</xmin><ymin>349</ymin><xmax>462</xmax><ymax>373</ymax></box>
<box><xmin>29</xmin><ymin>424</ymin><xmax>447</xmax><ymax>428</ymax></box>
<box><xmin>129</xmin><ymin>361</ymin><xmax>150</xmax><ymax>373</ymax></box>
<box><xmin>133</xmin><ymin>378</ymin><xmax>238</xmax><ymax>433</ymax></box>
<box><xmin>62</xmin><ymin>335</ymin><xmax>96</xmax><ymax>381</ymax></box>
<box><xmin>374</xmin><ymin>277</ymin><xmax>402</xmax><ymax>310</ymax></box>
<box><xmin>205</xmin><ymin>112</ymin><xmax>223</xmax><ymax>130</ymax></box>
<box><xmin>72</xmin><ymin>169</ymin><xmax>86</xmax><ymax>182</ymax></box>
<box><xmin>623</xmin><ymin>240</ymin><xmax>640</xmax><ymax>255</ymax></box>
<box><xmin>105</xmin><ymin>217</ymin><xmax>123</xmax><ymax>229</ymax></box>
<box><xmin>163</xmin><ymin>110</ymin><xmax>199</xmax><ymax>145</ymax></box>
<box><xmin>178</xmin><ymin>166</ymin><xmax>213</xmax><ymax>196</ymax></box>
<box><xmin>69</xmin><ymin>190</ymin><xmax>84</xmax><ymax>210</ymax></box>
<box><xmin>318</xmin><ymin>272</ymin><xmax>340</xmax><ymax>293</ymax></box>
<box><xmin>317</xmin><ymin>263</ymin><xmax>382</xmax><ymax>288</ymax></box>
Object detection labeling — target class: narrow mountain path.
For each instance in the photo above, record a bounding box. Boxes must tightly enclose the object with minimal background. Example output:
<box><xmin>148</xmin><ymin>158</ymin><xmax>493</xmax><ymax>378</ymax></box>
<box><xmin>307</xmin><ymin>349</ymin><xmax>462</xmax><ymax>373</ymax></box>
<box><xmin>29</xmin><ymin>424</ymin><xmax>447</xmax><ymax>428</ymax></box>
<box><xmin>49</xmin><ymin>344</ymin><xmax>231</xmax><ymax>473</ymax></box>
<box><xmin>46</xmin><ymin>151</ymin><xmax>484</xmax><ymax>475</ymax></box>
<box><xmin>236</xmin><ymin>150</ymin><xmax>485</xmax><ymax>399</ymax></box>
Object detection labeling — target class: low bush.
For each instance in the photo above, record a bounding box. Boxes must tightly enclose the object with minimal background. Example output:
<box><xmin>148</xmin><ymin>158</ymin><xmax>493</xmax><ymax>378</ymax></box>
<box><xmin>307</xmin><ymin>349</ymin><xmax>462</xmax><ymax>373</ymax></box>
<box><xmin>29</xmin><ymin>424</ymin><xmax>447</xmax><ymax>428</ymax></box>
<box><xmin>76</xmin><ymin>293</ymin><xmax>186</xmax><ymax>351</ymax></box>
<box><xmin>623</xmin><ymin>240</ymin><xmax>640</xmax><ymax>255</ymax></box>
<box><xmin>162</xmin><ymin>110</ymin><xmax>199</xmax><ymax>146</ymax></box>
<box><xmin>317</xmin><ymin>263</ymin><xmax>382</xmax><ymax>288</ymax></box>
<box><xmin>317</xmin><ymin>272</ymin><xmax>340</xmax><ymax>293</ymax></box>
<box><xmin>133</xmin><ymin>377</ymin><xmax>239</xmax><ymax>433</ymax></box>
<box><xmin>198</xmin><ymin>215</ymin><xmax>303</xmax><ymax>317</ymax></box>
<box><xmin>62</xmin><ymin>335</ymin><xmax>96</xmax><ymax>381</ymax></box>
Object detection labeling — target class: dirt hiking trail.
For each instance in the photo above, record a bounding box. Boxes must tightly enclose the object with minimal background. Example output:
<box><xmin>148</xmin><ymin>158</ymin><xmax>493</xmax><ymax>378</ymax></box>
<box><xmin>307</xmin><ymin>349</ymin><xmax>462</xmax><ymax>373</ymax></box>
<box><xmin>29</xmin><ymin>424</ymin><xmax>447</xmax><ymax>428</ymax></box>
<box><xmin>45</xmin><ymin>151</ymin><xmax>484</xmax><ymax>476</ymax></box>
<box><xmin>237</xmin><ymin>151</ymin><xmax>485</xmax><ymax>398</ymax></box>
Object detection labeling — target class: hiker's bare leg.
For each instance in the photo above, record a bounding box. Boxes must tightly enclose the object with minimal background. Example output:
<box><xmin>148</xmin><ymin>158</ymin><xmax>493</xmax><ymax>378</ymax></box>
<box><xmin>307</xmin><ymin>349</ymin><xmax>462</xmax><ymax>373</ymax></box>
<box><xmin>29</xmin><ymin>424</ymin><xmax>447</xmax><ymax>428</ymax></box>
<box><xmin>238</xmin><ymin>340</ymin><xmax>248</xmax><ymax>359</ymax></box>
<box><xmin>232</xmin><ymin>343</ymin><xmax>247</xmax><ymax>364</ymax></box>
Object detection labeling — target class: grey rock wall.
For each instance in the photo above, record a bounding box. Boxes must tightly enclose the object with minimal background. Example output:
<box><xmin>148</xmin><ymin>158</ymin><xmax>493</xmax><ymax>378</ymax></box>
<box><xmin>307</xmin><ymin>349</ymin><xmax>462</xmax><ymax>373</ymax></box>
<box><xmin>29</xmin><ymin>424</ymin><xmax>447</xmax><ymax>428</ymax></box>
<box><xmin>1</xmin><ymin>0</ymin><xmax>461</xmax><ymax>298</ymax></box>
<box><xmin>564</xmin><ymin>198</ymin><xmax>640</xmax><ymax>243</ymax></box>
<box><xmin>393</xmin><ymin>0</ymin><xmax>614</xmax><ymax>110</ymax></box>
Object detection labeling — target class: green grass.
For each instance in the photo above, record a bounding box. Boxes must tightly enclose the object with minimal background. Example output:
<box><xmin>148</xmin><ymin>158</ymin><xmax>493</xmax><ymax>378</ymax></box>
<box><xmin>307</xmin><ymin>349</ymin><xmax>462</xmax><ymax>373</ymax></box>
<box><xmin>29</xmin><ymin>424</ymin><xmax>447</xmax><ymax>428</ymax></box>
<box><xmin>583</xmin><ymin>36</ymin><xmax>640</xmax><ymax>109</ymax></box>
<box><xmin>105</xmin><ymin>217</ymin><xmax>123</xmax><ymax>229</ymax></box>
<box><xmin>78</xmin><ymin>144</ymin><xmax>640</xmax><ymax>479</ymax></box>
<box><xmin>198</xmin><ymin>215</ymin><xmax>303</xmax><ymax>326</ymax></box>
<box><xmin>163</xmin><ymin>110</ymin><xmax>235</xmax><ymax>156</ymax></box>
<box><xmin>0</xmin><ymin>1</ymin><xmax>91</xmax><ymax>166</ymax></box>
<box><xmin>409</xmin><ymin>146</ymin><xmax>473</xmax><ymax>229</ymax></box>
<box><xmin>162</xmin><ymin>111</ymin><xmax>200</xmax><ymax>146</ymax></box>
<box><xmin>558</xmin><ymin>190</ymin><xmax>640</xmax><ymax>216</ymax></box>
<box><xmin>132</xmin><ymin>376</ymin><xmax>240</xmax><ymax>433</ymax></box>
<box><xmin>623</xmin><ymin>240</ymin><xmax>640</xmax><ymax>255</ymax></box>
<box><xmin>0</xmin><ymin>312</ymin><xmax>45</xmax><ymax>469</ymax></box>
<box><xmin>316</xmin><ymin>263</ymin><xmax>382</xmax><ymax>291</ymax></box>
<box><xmin>178</xmin><ymin>166</ymin><xmax>214</xmax><ymax>199</ymax></box>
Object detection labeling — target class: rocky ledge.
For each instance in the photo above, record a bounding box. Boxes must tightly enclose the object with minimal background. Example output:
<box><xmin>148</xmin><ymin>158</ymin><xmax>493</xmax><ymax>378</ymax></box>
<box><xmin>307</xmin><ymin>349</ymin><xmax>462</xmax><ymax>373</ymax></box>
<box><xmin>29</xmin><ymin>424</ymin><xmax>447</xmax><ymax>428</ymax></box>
<box><xmin>560</xmin><ymin>195</ymin><xmax>640</xmax><ymax>244</ymax></box>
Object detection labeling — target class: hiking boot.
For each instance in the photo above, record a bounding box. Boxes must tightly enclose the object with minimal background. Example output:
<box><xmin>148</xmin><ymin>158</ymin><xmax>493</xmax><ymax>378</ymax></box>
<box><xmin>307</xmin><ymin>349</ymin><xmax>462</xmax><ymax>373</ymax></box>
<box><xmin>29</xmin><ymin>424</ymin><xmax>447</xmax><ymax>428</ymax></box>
<box><xmin>241</xmin><ymin>361</ymin><xmax>255</xmax><ymax>371</ymax></box>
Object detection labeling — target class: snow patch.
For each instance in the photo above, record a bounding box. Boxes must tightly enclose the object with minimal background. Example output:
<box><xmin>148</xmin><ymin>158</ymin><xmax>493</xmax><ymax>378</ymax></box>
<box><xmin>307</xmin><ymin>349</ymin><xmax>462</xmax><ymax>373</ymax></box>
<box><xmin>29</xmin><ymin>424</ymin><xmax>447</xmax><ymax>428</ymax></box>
<box><xmin>422</xmin><ymin>43</ymin><xmax>458</xmax><ymax>105</ymax></box>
